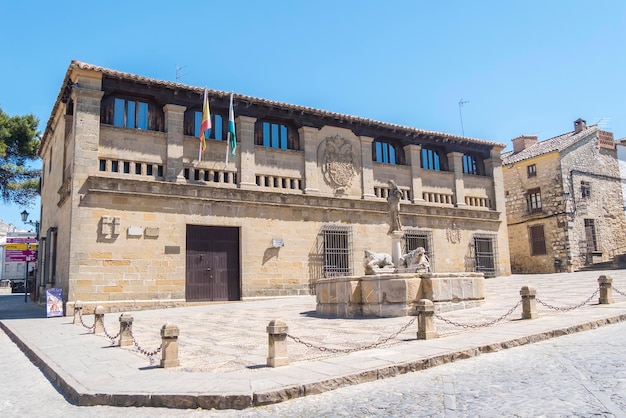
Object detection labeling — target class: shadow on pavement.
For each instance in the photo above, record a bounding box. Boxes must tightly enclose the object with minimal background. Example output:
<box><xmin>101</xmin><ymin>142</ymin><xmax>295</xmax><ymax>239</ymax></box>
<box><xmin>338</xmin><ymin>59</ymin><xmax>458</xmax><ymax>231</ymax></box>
<box><xmin>0</xmin><ymin>295</ymin><xmax>47</xmax><ymax>319</ymax></box>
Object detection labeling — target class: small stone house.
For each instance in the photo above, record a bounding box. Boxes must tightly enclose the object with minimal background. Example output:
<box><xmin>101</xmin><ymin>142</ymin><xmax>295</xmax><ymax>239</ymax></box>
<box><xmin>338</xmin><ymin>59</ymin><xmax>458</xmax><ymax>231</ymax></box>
<box><xmin>37</xmin><ymin>61</ymin><xmax>511</xmax><ymax>313</ymax></box>
<box><xmin>502</xmin><ymin>118</ymin><xmax>626</xmax><ymax>273</ymax></box>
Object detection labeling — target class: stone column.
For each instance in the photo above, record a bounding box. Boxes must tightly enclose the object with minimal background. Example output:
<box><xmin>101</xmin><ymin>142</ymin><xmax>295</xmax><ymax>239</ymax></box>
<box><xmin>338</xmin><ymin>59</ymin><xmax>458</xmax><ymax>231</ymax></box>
<box><xmin>71</xmin><ymin>85</ymin><xmax>104</xmax><ymax>177</ymax></box>
<box><xmin>301</xmin><ymin>126</ymin><xmax>320</xmax><ymax>195</ymax></box>
<box><xmin>390</xmin><ymin>230</ymin><xmax>404</xmax><ymax>267</ymax></box>
<box><xmin>598</xmin><ymin>275</ymin><xmax>614</xmax><ymax>304</ymax></box>
<box><xmin>237</xmin><ymin>115</ymin><xmax>257</xmax><ymax>189</ymax></box>
<box><xmin>160</xmin><ymin>323</ymin><xmax>180</xmax><ymax>368</ymax></box>
<box><xmin>405</xmin><ymin>144</ymin><xmax>424</xmax><ymax>202</ymax></box>
<box><xmin>360</xmin><ymin>136</ymin><xmax>376</xmax><ymax>199</ymax></box>
<box><xmin>163</xmin><ymin>104</ymin><xmax>186</xmax><ymax>183</ymax></box>
<box><xmin>447</xmin><ymin>151</ymin><xmax>466</xmax><ymax>207</ymax></box>
<box><xmin>485</xmin><ymin>145</ymin><xmax>506</xmax><ymax>212</ymax></box>
<box><xmin>520</xmin><ymin>286</ymin><xmax>537</xmax><ymax>319</ymax></box>
<box><xmin>267</xmin><ymin>319</ymin><xmax>289</xmax><ymax>367</ymax></box>
<box><xmin>416</xmin><ymin>299</ymin><xmax>437</xmax><ymax>339</ymax></box>
<box><xmin>118</xmin><ymin>313</ymin><xmax>134</xmax><ymax>347</ymax></box>
<box><xmin>94</xmin><ymin>305</ymin><xmax>105</xmax><ymax>334</ymax></box>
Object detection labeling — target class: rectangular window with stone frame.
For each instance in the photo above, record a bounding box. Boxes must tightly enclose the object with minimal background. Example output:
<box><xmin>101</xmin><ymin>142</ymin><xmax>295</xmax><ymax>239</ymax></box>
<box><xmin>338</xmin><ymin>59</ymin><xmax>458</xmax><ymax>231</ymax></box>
<box><xmin>526</xmin><ymin>188</ymin><xmax>542</xmax><ymax>214</ymax></box>
<box><xmin>529</xmin><ymin>224</ymin><xmax>547</xmax><ymax>255</ymax></box>
<box><xmin>403</xmin><ymin>229</ymin><xmax>434</xmax><ymax>271</ymax></box>
<box><xmin>527</xmin><ymin>164</ymin><xmax>537</xmax><ymax>178</ymax></box>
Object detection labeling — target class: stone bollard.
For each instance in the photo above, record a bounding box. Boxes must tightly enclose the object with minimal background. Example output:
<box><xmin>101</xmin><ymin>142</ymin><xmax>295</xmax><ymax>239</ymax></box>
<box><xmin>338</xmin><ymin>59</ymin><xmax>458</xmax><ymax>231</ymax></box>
<box><xmin>266</xmin><ymin>319</ymin><xmax>289</xmax><ymax>367</ymax></box>
<box><xmin>598</xmin><ymin>275</ymin><xmax>614</xmax><ymax>304</ymax></box>
<box><xmin>73</xmin><ymin>301</ymin><xmax>83</xmax><ymax>324</ymax></box>
<box><xmin>160</xmin><ymin>323</ymin><xmax>180</xmax><ymax>368</ymax></box>
<box><xmin>94</xmin><ymin>305</ymin><xmax>105</xmax><ymax>334</ymax></box>
<box><xmin>416</xmin><ymin>299</ymin><xmax>437</xmax><ymax>340</ymax></box>
<box><xmin>118</xmin><ymin>313</ymin><xmax>134</xmax><ymax>347</ymax></box>
<box><xmin>520</xmin><ymin>286</ymin><xmax>537</xmax><ymax>319</ymax></box>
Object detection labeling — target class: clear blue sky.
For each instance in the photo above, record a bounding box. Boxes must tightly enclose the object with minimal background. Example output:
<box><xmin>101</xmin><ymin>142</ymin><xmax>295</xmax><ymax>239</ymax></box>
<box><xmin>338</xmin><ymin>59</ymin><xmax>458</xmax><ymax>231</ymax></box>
<box><xmin>1</xmin><ymin>0</ymin><xmax>626</xmax><ymax>225</ymax></box>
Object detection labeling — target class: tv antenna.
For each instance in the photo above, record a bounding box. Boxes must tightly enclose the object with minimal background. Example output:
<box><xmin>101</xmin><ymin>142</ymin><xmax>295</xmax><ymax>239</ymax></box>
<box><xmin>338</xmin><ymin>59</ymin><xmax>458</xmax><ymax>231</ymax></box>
<box><xmin>458</xmin><ymin>99</ymin><xmax>469</xmax><ymax>136</ymax></box>
<box><xmin>175</xmin><ymin>65</ymin><xmax>188</xmax><ymax>82</ymax></box>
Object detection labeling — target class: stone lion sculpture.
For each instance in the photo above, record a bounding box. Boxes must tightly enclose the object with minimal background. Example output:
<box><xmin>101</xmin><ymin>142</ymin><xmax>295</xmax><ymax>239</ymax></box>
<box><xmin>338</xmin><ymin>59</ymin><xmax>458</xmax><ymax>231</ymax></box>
<box><xmin>399</xmin><ymin>247</ymin><xmax>430</xmax><ymax>272</ymax></box>
<box><xmin>364</xmin><ymin>250</ymin><xmax>395</xmax><ymax>275</ymax></box>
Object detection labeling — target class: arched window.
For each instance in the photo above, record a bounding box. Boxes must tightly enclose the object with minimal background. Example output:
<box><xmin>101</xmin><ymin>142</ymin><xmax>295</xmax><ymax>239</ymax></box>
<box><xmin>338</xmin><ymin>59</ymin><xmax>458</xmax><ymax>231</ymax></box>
<box><xmin>462</xmin><ymin>153</ymin><xmax>485</xmax><ymax>175</ymax></box>
<box><xmin>254</xmin><ymin>120</ymin><xmax>300</xmax><ymax>150</ymax></box>
<box><xmin>421</xmin><ymin>147</ymin><xmax>447</xmax><ymax>171</ymax></box>
<box><xmin>373</xmin><ymin>140</ymin><xmax>405</xmax><ymax>165</ymax></box>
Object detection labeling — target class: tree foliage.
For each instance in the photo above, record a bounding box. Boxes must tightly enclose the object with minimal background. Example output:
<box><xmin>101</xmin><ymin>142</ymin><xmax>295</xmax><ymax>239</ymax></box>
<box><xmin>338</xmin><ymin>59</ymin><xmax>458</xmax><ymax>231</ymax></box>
<box><xmin>0</xmin><ymin>107</ymin><xmax>41</xmax><ymax>206</ymax></box>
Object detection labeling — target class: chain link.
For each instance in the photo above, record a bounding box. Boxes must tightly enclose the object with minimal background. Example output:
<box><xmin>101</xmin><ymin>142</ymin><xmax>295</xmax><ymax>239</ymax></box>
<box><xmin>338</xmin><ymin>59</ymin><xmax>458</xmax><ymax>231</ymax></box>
<box><xmin>288</xmin><ymin>316</ymin><xmax>417</xmax><ymax>354</ymax></box>
<box><xmin>100</xmin><ymin>321</ymin><xmax>121</xmax><ymax>346</ymax></box>
<box><xmin>76</xmin><ymin>308</ymin><xmax>95</xmax><ymax>331</ymax></box>
<box><xmin>536</xmin><ymin>288</ymin><xmax>599</xmax><ymax>312</ymax></box>
<box><xmin>434</xmin><ymin>299</ymin><xmax>522</xmax><ymax>329</ymax></box>
<box><xmin>613</xmin><ymin>286</ymin><xmax>626</xmax><ymax>298</ymax></box>
<box><xmin>128</xmin><ymin>326</ymin><xmax>162</xmax><ymax>365</ymax></box>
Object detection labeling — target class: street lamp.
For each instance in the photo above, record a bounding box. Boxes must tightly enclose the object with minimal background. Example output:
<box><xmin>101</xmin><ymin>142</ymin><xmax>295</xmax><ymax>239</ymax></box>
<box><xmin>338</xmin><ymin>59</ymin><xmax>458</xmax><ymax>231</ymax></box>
<box><xmin>20</xmin><ymin>210</ymin><xmax>40</xmax><ymax>237</ymax></box>
<box><xmin>20</xmin><ymin>210</ymin><xmax>39</xmax><ymax>302</ymax></box>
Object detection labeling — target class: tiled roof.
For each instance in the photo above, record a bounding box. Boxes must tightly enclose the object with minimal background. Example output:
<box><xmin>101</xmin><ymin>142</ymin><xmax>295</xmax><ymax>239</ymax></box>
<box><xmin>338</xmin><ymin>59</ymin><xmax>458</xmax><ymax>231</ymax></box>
<box><xmin>42</xmin><ymin>60</ymin><xmax>505</xmax><ymax>149</ymax></box>
<box><xmin>501</xmin><ymin>126</ymin><xmax>599</xmax><ymax>165</ymax></box>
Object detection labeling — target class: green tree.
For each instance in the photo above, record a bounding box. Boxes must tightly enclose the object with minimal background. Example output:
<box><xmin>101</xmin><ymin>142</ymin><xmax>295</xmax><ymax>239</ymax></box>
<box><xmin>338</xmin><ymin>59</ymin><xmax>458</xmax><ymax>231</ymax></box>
<box><xmin>0</xmin><ymin>107</ymin><xmax>41</xmax><ymax>206</ymax></box>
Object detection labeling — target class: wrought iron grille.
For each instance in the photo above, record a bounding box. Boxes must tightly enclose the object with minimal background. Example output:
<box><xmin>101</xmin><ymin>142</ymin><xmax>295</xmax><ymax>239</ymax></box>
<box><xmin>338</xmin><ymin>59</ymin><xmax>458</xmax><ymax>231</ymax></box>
<box><xmin>403</xmin><ymin>229</ymin><xmax>434</xmax><ymax>272</ymax></box>
<box><xmin>321</xmin><ymin>225</ymin><xmax>353</xmax><ymax>277</ymax></box>
<box><xmin>473</xmin><ymin>233</ymin><xmax>498</xmax><ymax>278</ymax></box>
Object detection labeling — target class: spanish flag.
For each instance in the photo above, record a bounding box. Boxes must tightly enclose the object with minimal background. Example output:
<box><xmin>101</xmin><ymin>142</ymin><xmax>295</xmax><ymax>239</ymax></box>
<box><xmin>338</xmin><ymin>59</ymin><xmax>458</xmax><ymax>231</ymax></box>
<box><xmin>199</xmin><ymin>88</ymin><xmax>211</xmax><ymax>161</ymax></box>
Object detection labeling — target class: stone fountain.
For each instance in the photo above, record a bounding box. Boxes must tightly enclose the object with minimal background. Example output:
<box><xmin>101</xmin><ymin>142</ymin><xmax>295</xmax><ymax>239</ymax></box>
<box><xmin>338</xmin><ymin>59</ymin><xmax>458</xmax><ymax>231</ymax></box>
<box><xmin>315</xmin><ymin>180</ymin><xmax>485</xmax><ymax>318</ymax></box>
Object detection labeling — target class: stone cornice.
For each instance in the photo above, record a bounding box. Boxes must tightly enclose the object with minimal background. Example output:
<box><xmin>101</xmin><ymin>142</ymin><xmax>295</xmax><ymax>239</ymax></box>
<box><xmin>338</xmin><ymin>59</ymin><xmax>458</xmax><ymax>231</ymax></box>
<box><xmin>83</xmin><ymin>176</ymin><xmax>502</xmax><ymax>222</ymax></box>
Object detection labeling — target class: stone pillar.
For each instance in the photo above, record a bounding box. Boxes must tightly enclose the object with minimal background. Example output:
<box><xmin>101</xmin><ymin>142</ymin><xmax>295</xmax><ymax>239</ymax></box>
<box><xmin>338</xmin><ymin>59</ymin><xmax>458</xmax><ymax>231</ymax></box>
<box><xmin>405</xmin><ymin>144</ymin><xmax>424</xmax><ymax>202</ymax></box>
<box><xmin>447</xmin><ymin>151</ymin><xmax>466</xmax><ymax>207</ymax></box>
<box><xmin>301</xmin><ymin>126</ymin><xmax>320</xmax><ymax>195</ymax></box>
<box><xmin>598</xmin><ymin>275</ymin><xmax>614</xmax><ymax>304</ymax></box>
<box><xmin>160</xmin><ymin>323</ymin><xmax>180</xmax><ymax>368</ymax></box>
<box><xmin>163</xmin><ymin>104</ymin><xmax>186</xmax><ymax>183</ymax></box>
<box><xmin>360</xmin><ymin>136</ymin><xmax>376</xmax><ymax>199</ymax></box>
<box><xmin>70</xmin><ymin>85</ymin><xmax>104</xmax><ymax>176</ymax></box>
<box><xmin>520</xmin><ymin>286</ymin><xmax>537</xmax><ymax>319</ymax></box>
<box><xmin>237</xmin><ymin>115</ymin><xmax>257</xmax><ymax>189</ymax></box>
<box><xmin>485</xmin><ymin>146</ymin><xmax>505</xmax><ymax>212</ymax></box>
<box><xmin>267</xmin><ymin>319</ymin><xmax>289</xmax><ymax>367</ymax></box>
<box><xmin>390</xmin><ymin>230</ymin><xmax>404</xmax><ymax>267</ymax></box>
<box><xmin>416</xmin><ymin>299</ymin><xmax>437</xmax><ymax>339</ymax></box>
<box><xmin>118</xmin><ymin>313</ymin><xmax>134</xmax><ymax>347</ymax></box>
<box><xmin>94</xmin><ymin>305</ymin><xmax>105</xmax><ymax>334</ymax></box>
<box><xmin>73</xmin><ymin>300</ymin><xmax>83</xmax><ymax>324</ymax></box>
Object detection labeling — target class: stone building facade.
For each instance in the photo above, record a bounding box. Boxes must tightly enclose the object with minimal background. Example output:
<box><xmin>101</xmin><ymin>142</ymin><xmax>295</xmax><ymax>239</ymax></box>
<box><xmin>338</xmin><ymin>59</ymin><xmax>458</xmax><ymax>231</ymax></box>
<box><xmin>37</xmin><ymin>61</ymin><xmax>511</xmax><ymax>313</ymax></box>
<box><xmin>503</xmin><ymin>119</ymin><xmax>626</xmax><ymax>273</ymax></box>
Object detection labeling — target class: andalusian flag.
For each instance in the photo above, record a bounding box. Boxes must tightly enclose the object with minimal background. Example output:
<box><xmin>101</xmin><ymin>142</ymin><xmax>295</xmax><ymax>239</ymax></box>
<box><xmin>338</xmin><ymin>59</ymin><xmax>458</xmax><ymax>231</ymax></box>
<box><xmin>226</xmin><ymin>92</ymin><xmax>237</xmax><ymax>164</ymax></box>
<box><xmin>199</xmin><ymin>88</ymin><xmax>211</xmax><ymax>161</ymax></box>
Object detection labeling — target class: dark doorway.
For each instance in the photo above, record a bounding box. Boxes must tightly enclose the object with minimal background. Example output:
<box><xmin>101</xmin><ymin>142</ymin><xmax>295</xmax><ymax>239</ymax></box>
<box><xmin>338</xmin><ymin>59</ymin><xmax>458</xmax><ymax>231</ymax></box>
<box><xmin>474</xmin><ymin>235</ymin><xmax>496</xmax><ymax>278</ymax></box>
<box><xmin>186</xmin><ymin>225</ymin><xmax>240</xmax><ymax>302</ymax></box>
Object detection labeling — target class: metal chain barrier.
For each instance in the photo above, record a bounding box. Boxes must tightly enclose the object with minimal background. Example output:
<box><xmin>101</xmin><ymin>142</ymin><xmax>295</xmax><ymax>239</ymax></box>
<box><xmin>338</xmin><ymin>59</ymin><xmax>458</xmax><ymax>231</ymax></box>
<box><xmin>288</xmin><ymin>316</ymin><xmax>417</xmax><ymax>354</ymax></box>
<box><xmin>613</xmin><ymin>286</ymin><xmax>626</xmax><ymax>298</ymax></box>
<box><xmin>128</xmin><ymin>325</ymin><xmax>162</xmax><ymax>365</ymax></box>
<box><xmin>100</xmin><ymin>321</ymin><xmax>121</xmax><ymax>346</ymax></box>
<box><xmin>434</xmin><ymin>299</ymin><xmax>522</xmax><ymax>329</ymax></box>
<box><xmin>536</xmin><ymin>288</ymin><xmax>599</xmax><ymax>312</ymax></box>
<box><xmin>76</xmin><ymin>308</ymin><xmax>95</xmax><ymax>332</ymax></box>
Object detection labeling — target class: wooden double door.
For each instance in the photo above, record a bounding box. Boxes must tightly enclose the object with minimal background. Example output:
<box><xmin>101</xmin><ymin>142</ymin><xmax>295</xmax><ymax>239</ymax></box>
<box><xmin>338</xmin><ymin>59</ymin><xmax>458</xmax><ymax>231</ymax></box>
<box><xmin>185</xmin><ymin>225</ymin><xmax>240</xmax><ymax>302</ymax></box>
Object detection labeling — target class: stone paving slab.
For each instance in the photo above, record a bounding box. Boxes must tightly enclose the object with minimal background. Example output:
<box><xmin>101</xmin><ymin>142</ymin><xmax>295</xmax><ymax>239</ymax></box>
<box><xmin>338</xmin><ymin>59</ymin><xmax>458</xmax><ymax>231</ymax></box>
<box><xmin>0</xmin><ymin>271</ymin><xmax>625</xmax><ymax>409</ymax></box>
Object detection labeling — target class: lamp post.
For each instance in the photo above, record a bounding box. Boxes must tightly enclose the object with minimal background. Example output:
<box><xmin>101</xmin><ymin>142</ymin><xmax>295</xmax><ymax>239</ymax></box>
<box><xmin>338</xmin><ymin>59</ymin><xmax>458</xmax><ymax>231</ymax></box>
<box><xmin>20</xmin><ymin>210</ymin><xmax>39</xmax><ymax>303</ymax></box>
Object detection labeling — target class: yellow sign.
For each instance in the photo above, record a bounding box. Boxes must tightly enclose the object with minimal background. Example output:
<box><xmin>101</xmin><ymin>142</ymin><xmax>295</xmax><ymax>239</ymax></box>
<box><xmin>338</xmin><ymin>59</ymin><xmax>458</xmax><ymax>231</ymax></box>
<box><xmin>5</xmin><ymin>243</ymin><xmax>38</xmax><ymax>251</ymax></box>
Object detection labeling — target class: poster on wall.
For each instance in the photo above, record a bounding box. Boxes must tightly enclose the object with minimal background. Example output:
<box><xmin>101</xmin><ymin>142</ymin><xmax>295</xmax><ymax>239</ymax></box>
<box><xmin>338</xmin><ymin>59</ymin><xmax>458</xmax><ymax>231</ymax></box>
<box><xmin>46</xmin><ymin>288</ymin><xmax>63</xmax><ymax>318</ymax></box>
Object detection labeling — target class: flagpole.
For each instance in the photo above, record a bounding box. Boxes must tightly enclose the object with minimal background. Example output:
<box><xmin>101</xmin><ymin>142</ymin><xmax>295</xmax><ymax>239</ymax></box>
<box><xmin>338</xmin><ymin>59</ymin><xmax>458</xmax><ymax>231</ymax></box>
<box><xmin>225</xmin><ymin>92</ymin><xmax>233</xmax><ymax>167</ymax></box>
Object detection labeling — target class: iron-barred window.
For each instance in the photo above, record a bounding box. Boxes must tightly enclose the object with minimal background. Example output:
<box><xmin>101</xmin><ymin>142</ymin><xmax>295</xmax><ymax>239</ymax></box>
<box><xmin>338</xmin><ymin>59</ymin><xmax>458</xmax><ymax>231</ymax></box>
<box><xmin>403</xmin><ymin>229</ymin><xmax>434</xmax><ymax>271</ymax></box>
<box><xmin>321</xmin><ymin>225</ymin><xmax>353</xmax><ymax>277</ymax></box>
<box><xmin>529</xmin><ymin>225</ymin><xmax>547</xmax><ymax>255</ymax></box>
